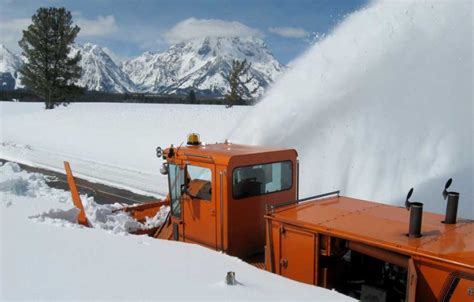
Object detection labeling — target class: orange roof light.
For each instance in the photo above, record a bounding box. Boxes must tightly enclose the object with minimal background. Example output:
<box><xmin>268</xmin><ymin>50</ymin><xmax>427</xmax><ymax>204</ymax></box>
<box><xmin>187</xmin><ymin>133</ymin><xmax>201</xmax><ymax>145</ymax></box>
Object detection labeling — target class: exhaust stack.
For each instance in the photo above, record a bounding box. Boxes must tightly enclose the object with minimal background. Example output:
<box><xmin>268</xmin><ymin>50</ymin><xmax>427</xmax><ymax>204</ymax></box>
<box><xmin>405</xmin><ymin>188</ymin><xmax>423</xmax><ymax>238</ymax></box>
<box><xmin>442</xmin><ymin>178</ymin><xmax>459</xmax><ymax>224</ymax></box>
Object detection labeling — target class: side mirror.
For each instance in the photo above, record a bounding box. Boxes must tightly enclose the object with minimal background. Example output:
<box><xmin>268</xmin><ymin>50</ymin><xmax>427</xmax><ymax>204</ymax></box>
<box><xmin>180</xmin><ymin>184</ymin><xmax>188</xmax><ymax>195</ymax></box>
<box><xmin>156</xmin><ymin>146</ymin><xmax>163</xmax><ymax>158</ymax></box>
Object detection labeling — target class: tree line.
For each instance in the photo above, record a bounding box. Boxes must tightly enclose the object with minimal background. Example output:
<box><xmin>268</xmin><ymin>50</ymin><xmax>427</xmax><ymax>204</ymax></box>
<box><xmin>0</xmin><ymin>89</ymin><xmax>257</xmax><ymax>106</ymax></box>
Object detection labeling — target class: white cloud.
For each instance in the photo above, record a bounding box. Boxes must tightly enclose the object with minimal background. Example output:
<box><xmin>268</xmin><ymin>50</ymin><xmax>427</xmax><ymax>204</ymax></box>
<box><xmin>0</xmin><ymin>14</ymin><xmax>119</xmax><ymax>52</ymax></box>
<box><xmin>0</xmin><ymin>18</ymin><xmax>31</xmax><ymax>51</ymax></box>
<box><xmin>163</xmin><ymin>18</ymin><xmax>262</xmax><ymax>43</ymax></box>
<box><xmin>269</xmin><ymin>27</ymin><xmax>309</xmax><ymax>38</ymax></box>
<box><xmin>76</xmin><ymin>15</ymin><xmax>118</xmax><ymax>37</ymax></box>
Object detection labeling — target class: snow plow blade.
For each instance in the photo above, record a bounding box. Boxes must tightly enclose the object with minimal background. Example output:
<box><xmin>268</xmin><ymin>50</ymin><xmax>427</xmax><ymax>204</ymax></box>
<box><xmin>117</xmin><ymin>197</ymin><xmax>171</xmax><ymax>237</ymax></box>
<box><xmin>63</xmin><ymin>161</ymin><xmax>170</xmax><ymax>237</ymax></box>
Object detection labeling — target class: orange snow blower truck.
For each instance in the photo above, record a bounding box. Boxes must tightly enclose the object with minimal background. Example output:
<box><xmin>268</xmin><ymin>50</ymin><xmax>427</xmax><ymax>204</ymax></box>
<box><xmin>65</xmin><ymin>133</ymin><xmax>473</xmax><ymax>301</ymax></box>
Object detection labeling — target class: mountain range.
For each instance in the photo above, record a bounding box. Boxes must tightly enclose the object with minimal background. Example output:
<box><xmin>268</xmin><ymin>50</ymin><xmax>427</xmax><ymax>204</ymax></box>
<box><xmin>0</xmin><ymin>37</ymin><xmax>285</xmax><ymax>98</ymax></box>
<box><xmin>121</xmin><ymin>36</ymin><xmax>284</xmax><ymax>97</ymax></box>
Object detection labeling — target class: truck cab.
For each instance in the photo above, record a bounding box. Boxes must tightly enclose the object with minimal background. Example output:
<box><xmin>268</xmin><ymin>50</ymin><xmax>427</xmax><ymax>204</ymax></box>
<box><xmin>161</xmin><ymin>134</ymin><xmax>298</xmax><ymax>259</ymax></box>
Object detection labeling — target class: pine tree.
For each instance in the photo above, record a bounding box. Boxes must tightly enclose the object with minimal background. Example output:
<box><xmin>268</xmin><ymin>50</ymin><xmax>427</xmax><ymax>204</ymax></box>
<box><xmin>18</xmin><ymin>7</ymin><xmax>82</xmax><ymax>109</ymax></box>
<box><xmin>188</xmin><ymin>89</ymin><xmax>197</xmax><ymax>103</ymax></box>
<box><xmin>222</xmin><ymin>59</ymin><xmax>257</xmax><ymax>108</ymax></box>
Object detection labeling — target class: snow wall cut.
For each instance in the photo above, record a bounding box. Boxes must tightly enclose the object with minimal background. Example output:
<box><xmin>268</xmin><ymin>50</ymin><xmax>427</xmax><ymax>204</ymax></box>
<box><xmin>231</xmin><ymin>0</ymin><xmax>473</xmax><ymax>218</ymax></box>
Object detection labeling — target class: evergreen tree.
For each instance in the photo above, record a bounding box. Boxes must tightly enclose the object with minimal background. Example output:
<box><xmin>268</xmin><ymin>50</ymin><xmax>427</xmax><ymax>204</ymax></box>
<box><xmin>222</xmin><ymin>59</ymin><xmax>257</xmax><ymax>108</ymax></box>
<box><xmin>188</xmin><ymin>89</ymin><xmax>197</xmax><ymax>103</ymax></box>
<box><xmin>18</xmin><ymin>7</ymin><xmax>82</xmax><ymax>109</ymax></box>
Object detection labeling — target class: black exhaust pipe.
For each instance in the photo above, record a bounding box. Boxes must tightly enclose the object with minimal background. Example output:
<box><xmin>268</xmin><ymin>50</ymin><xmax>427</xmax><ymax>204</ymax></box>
<box><xmin>408</xmin><ymin>202</ymin><xmax>423</xmax><ymax>237</ymax></box>
<box><xmin>443</xmin><ymin>178</ymin><xmax>459</xmax><ymax>224</ymax></box>
<box><xmin>405</xmin><ymin>188</ymin><xmax>423</xmax><ymax>238</ymax></box>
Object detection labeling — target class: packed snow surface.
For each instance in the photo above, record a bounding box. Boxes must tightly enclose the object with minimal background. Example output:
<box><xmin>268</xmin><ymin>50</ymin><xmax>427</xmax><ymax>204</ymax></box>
<box><xmin>0</xmin><ymin>162</ymin><xmax>352</xmax><ymax>300</ymax></box>
<box><xmin>233</xmin><ymin>0</ymin><xmax>473</xmax><ymax>218</ymax></box>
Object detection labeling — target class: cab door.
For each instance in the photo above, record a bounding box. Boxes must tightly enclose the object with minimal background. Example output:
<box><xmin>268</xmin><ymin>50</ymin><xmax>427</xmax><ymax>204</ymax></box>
<box><xmin>182</xmin><ymin>162</ymin><xmax>217</xmax><ymax>249</ymax></box>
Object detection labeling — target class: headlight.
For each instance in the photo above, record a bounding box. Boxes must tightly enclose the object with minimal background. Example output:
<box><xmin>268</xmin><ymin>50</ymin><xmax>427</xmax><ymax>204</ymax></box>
<box><xmin>160</xmin><ymin>162</ymin><xmax>169</xmax><ymax>175</ymax></box>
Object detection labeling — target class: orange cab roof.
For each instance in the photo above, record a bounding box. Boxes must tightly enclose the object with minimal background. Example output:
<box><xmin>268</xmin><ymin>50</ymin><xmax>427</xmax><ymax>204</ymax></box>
<box><xmin>269</xmin><ymin>195</ymin><xmax>474</xmax><ymax>271</ymax></box>
<box><xmin>168</xmin><ymin>143</ymin><xmax>297</xmax><ymax>165</ymax></box>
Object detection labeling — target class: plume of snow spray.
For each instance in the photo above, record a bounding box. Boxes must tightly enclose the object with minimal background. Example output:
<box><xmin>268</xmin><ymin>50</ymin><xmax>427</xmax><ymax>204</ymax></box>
<box><xmin>232</xmin><ymin>0</ymin><xmax>473</xmax><ymax>217</ymax></box>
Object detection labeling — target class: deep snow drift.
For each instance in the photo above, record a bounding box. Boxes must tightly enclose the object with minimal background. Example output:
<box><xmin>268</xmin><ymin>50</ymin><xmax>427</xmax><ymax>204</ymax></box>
<box><xmin>232</xmin><ymin>0</ymin><xmax>473</xmax><ymax>217</ymax></box>
<box><xmin>0</xmin><ymin>162</ymin><xmax>352</xmax><ymax>300</ymax></box>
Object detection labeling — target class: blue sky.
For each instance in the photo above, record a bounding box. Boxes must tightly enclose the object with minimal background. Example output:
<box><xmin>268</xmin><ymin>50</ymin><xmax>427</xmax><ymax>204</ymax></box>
<box><xmin>0</xmin><ymin>0</ymin><xmax>368</xmax><ymax>64</ymax></box>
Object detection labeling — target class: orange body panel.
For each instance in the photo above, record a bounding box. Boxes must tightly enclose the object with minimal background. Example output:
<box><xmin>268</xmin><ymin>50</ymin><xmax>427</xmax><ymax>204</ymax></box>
<box><xmin>226</xmin><ymin>150</ymin><xmax>297</xmax><ymax>258</ymax></box>
<box><xmin>266</xmin><ymin>195</ymin><xmax>474</xmax><ymax>300</ymax></box>
<box><xmin>267</xmin><ymin>196</ymin><xmax>473</xmax><ymax>271</ymax></box>
<box><xmin>279</xmin><ymin>226</ymin><xmax>316</xmax><ymax>284</ymax></box>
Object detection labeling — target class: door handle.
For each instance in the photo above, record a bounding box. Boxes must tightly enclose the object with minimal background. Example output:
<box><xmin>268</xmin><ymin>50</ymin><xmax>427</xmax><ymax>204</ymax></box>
<box><xmin>280</xmin><ymin>258</ymin><xmax>288</xmax><ymax>269</ymax></box>
<box><xmin>210</xmin><ymin>209</ymin><xmax>216</xmax><ymax>216</ymax></box>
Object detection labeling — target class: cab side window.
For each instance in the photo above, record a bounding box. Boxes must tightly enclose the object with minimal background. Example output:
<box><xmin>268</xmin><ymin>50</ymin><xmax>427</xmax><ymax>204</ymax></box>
<box><xmin>233</xmin><ymin>161</ymin><xmax>292</xmax><ymax>199</ymax></box>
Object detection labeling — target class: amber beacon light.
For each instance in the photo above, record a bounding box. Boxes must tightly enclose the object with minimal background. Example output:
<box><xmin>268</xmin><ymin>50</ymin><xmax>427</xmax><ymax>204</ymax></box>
<box><xmin>187</xmin><ymin>133</ymin><xmax>201</xmax><ymax>145</ymax></box>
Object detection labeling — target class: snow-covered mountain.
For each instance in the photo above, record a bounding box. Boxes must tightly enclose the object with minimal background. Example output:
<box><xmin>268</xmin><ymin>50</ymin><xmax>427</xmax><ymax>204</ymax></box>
<box><xmin>0</xmin><ymin>43</ymin><xmax>136</xmax><ymax>93</ymax></box>
<box><xmin>121</xmin><ymin>36</ymin><xmax>285</xmax><ymax>97</ymax></box>
<box><xmin>72</xmin><ymin>43</ymin><xmax>137</xmax><ymax>93</ymax></box>
<box><xmin>2</xmin><ymin>38</ymin><xmax>284</xmax><ymax>98</ymax></box>
<box><xmin>0</xmin><ymin>44</ymin><xmax>23</xmax><ymax>90</ymax></box>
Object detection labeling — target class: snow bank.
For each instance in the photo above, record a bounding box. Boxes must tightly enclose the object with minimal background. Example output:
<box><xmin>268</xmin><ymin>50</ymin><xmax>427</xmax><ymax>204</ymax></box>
<box><xmin>0</xmin><ymin>161</ymin><xmax>70</xmax><ymax>202</ymax></box>
<box><xmin>0</xmin><ymin>162</ymin><xmax>169</xmax><ymax>233</ymax></box>
<box><xmin>0</xmin><ymin>162</ymin><xmax>352</xmax><ymax>300</ymax></box>
<box><xmin>232</xmin><ymin>0</ymin><xmax>473</xmax><ymax>218</ymax></box>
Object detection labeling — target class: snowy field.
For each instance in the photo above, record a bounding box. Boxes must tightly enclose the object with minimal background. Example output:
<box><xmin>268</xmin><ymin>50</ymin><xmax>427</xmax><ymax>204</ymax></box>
<box><xmin>0</xmin><ymin>102</ymin><xmax>248</xmax><ymax>197</ymax></box>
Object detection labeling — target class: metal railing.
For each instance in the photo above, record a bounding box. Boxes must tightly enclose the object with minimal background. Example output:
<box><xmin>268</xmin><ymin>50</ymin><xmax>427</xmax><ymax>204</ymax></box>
<box><xmin>268</xmin><ymin>190</ymin><xmax>340</xmax><ymax>213</ymax></box>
